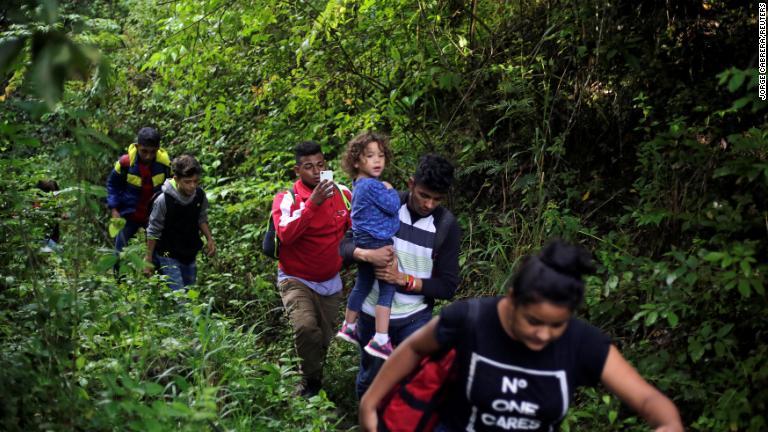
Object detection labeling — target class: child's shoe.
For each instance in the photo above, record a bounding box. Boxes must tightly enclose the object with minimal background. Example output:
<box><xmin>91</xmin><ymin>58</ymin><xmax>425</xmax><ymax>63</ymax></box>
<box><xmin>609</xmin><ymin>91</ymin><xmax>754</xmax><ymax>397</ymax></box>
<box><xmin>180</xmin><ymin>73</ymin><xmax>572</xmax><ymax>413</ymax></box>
<box><xmin>364</xmin><ymin>339</ymin><xmax>394</xmax><ymax>360</ymax></box>
<box><xmin>335</xmin><ymin>322</ymin><xmax>360</xmax><ymax>347</ymax></box>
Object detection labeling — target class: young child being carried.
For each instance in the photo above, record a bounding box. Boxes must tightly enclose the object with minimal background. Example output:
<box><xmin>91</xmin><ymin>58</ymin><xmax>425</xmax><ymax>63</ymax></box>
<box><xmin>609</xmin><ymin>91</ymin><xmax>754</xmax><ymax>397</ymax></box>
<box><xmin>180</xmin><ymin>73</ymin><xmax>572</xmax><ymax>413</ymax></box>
<box><xmin>145</xmin><ymin>154</ymin><xmax>216</xmax><ymax>291</ymax></box>
<box><xmin>336</xmin><ymin>132</ymin><xmax>401</xmax><ymax>359</ymax></box>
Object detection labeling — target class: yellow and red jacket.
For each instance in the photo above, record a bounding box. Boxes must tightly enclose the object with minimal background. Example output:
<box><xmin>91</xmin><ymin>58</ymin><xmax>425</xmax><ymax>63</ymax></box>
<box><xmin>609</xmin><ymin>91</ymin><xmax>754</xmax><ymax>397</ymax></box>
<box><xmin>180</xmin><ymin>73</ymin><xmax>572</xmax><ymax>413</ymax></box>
<box><xmin>106</xmin><ymin>144</ymin><xmax>171</xmax><ymax>217</ymax></box>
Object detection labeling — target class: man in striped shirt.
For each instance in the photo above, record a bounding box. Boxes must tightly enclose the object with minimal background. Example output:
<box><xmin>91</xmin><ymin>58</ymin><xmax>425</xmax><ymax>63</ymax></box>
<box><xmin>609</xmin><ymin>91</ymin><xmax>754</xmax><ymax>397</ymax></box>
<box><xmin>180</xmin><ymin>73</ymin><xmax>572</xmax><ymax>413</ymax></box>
<box><xmin>340</xmin><ymin>153</ymin><xmax>461</xmax><ymax>398</ymax></box>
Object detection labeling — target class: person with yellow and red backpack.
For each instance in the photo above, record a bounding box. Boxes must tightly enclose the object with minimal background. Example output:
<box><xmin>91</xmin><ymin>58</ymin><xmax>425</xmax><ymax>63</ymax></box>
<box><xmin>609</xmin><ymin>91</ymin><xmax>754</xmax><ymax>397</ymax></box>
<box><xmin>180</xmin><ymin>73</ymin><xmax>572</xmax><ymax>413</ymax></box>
<box><xmin>106</xmin><ymin>127</ymin><xmax>171</xmax><ymax>265</ymax></box>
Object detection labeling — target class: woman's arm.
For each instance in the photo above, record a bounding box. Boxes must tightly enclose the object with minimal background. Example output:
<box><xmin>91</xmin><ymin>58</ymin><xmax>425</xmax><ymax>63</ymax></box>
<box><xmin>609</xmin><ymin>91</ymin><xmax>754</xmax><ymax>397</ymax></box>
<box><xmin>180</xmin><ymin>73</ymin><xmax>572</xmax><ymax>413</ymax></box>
<box><xmin>601</xmin><ymin>345</ymin><xmax>684</xmax><ymax>432</ymax></box>
<box><xmin>359</xmin><ymin>317</ymin><xmax>443</xmax><ymax>432</ymax></box>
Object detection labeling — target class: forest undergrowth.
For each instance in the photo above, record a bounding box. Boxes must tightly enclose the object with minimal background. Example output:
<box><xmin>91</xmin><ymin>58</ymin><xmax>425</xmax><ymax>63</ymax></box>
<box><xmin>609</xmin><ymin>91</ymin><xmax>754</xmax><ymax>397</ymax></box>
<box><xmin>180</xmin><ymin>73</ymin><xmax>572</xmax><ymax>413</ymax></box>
<box><xmin>1</xmin><ymin>0</ymin><xmax>766</xmax><ymax>430</ymax></box>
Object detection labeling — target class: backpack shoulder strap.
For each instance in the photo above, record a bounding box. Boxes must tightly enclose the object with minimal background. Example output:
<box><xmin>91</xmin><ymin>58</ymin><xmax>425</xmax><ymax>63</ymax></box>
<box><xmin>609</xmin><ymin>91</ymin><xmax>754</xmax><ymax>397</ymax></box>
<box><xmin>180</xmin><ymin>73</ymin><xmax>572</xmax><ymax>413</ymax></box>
<box><xmin>465</xmin><ymin>299</ymin><xmax>480</xmax><ymax>336</ymax></box>
<box><xmin>432</xmin><ymin>208</ymin><xmax>456</xmax><ymax>258</ymax></box>
<box><xmin>335</xmin><ymin>184</ymin><xmax>351</xmax><ymax>210</ymax></box>
<box><xmin>148</xmin><ymin>190</ymin><xmax>165</xmax><ymax>216</ymax></box>
<box><xmin>398</xmin><ymin>190</ymin><xmax>408</xmax><ymax>204</ymax></box>
<box><xmin>192</xmin><ymin>187</ymin><xmax>205</xmax><ymax>209</ymax></box>
<box><xmin>454</xmin><ymin>298</ymin><xmax>481</xmax><ymax>365</ymax></box>
<box><xmin>117</xmin><ymin>154</ymin><xmax>131</xmax><ymax>183</ymax></box>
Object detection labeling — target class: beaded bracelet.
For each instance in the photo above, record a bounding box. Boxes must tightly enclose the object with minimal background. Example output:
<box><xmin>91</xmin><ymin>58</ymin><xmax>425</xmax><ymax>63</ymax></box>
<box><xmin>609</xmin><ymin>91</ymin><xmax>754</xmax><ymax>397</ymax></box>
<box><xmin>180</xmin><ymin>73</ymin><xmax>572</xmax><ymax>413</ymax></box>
<box><xmin>404</xmin><ymin>274</ymin><xmax>416</xmax><ymax>292</ymax></box>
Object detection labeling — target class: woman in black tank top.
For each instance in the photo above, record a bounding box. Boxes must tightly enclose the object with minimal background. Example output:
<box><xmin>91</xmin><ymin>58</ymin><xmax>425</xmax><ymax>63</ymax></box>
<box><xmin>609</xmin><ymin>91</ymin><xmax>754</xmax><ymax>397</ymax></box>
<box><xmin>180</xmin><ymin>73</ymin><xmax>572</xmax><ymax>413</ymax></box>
<box><xmin>359</xmin><ymin>240</ymin><xmax>683</xmax><ymax>432</ymax></box>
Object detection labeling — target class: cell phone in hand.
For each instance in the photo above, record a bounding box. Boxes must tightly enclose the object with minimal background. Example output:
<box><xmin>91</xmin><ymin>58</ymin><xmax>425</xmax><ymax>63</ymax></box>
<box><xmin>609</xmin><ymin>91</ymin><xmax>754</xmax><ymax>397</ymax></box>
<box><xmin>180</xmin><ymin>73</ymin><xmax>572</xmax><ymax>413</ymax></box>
<box><xmin>320</xmin><ymin>170</ymin><xmax>334</xmax><ymax>182</ymax></box>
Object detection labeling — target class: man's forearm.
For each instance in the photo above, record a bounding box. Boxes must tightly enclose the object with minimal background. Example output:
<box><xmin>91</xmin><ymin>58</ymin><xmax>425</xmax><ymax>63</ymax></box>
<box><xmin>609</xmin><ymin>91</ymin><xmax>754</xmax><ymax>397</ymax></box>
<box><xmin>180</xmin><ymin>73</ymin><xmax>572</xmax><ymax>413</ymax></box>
<box><xmin>352</xmin><ymin>247</ymin><xmax>369</xmax><ymax>263</ymax></box>
<box><xmin>146</xmin><ymin>238</ymin><xmax>156</xmax><ymax>260</ymax></box>
<box><xmin>199</xmin><ymin>222</ymin><xmax>213</xmax><ymax>242</ymax></box>
<box><xmin>419</xmin><ymin>277</ymin><xmax>457</xmax><ymax>299</ymax></box>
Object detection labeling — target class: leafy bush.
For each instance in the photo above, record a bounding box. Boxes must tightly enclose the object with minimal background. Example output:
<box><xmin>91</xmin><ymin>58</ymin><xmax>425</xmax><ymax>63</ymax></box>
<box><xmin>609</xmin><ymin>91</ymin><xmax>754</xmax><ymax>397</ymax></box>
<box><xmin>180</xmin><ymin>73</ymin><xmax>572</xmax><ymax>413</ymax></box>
<box><xmin>1</xmin><ymin>0</ymin><xmax>766</xmax><ymax>430</ymax></box>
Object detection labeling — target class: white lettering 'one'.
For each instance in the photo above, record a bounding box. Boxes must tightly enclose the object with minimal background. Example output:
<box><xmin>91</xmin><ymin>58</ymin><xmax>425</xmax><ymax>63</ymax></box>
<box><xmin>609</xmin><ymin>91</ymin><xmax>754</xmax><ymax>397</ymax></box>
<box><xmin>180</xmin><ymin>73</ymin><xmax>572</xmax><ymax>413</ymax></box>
<box><xmin>491</xmin><ymin>399</ymin><xmax>540</xmax><ymax>415</ymax></box>
<box><xmin>501</xmin><ymin>376</ymin><xmax>528</xmax><ymax>394</ymax></box>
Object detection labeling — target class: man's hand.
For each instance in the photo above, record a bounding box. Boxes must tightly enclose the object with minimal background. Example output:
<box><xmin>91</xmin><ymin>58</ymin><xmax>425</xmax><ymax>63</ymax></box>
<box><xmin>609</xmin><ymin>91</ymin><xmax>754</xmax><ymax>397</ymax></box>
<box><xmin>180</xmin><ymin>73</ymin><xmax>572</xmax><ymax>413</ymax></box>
<box><xmin>374</xmin><ymin>256</ymin><xmax>403</xmax><ymax>286</ymax></box>
<box><xmin>309</xmin><ymin>180</ymin><xmax>335</xmax><ymax>206</ymax></box>
<box><xmin>382</xmin><ymin>181</ymin><xmax>393</xmax><ymax>189</ymax></box>
<box><xmin>206</xmin><ymin>239</ymin><xmax>217</xmax><ymax>257</ymax></box>
<box><xmin>111</xmin><ymin>208</ymin><xmax>121</xmax><ymax>219</ymax></box>
<box><xmin>355</xmin><ymin>245</ymin><xmax>395</xmax><ymax>267</ymax></box>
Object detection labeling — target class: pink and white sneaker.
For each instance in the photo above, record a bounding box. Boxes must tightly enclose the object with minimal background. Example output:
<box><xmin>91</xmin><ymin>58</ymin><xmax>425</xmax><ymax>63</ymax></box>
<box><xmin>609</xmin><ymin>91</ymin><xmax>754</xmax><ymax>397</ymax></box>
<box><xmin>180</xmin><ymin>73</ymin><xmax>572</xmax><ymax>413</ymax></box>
<box><xmin>364</xmin><ymin>339</ymin><xmax>394</xmax><ymax>360</ymax></box>
<box><xmin>335</xmin><ymin>322</ymin><xmax>360</xmax><ymax>347</ymax></box>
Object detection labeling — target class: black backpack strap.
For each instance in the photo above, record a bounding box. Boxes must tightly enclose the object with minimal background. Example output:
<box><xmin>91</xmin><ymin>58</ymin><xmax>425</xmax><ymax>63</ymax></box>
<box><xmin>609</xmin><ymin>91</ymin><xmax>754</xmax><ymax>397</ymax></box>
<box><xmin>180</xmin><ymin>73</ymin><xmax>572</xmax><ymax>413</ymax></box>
<box><xmin>464</xmin><ymin>298</ymin><xmax>480</xmax><ymax>342</ymax></box>
<box><xmin>149</xmin><ymin>190</ymin><xmax>164</xmax><ymax>215</ymax></box>
<box><xmin>432</xmin><ymin>209</ymin><xmax>456</xmax><ymax>259</ymax></box>
<box><xmin>398</xmin><ymin>190</ymin><xmax>408</xmax><ymax>204</ymax></box>
<box><xmin>397</xmin><ymin>190</ymin><xmax>455</xmax><ymax>258</ymax></box>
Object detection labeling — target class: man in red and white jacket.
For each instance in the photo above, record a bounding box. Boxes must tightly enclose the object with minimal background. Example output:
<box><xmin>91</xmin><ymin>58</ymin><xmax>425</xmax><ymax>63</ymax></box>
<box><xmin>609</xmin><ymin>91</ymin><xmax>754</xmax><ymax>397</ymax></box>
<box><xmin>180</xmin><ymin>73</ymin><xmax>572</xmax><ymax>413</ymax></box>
<box><xmin>271</xmin><ymin>140</ymin><xmax>352</xmax><ymax>397</ymax></box>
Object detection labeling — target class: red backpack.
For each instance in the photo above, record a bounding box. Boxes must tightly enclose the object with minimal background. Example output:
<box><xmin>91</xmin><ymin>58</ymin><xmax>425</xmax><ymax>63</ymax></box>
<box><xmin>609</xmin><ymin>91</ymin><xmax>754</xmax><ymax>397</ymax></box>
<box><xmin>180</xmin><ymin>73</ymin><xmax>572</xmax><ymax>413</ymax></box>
<box><xmin>377</xmin><ymin>300</ymin><xmax>480</xmax><ymax>432</ymax></box>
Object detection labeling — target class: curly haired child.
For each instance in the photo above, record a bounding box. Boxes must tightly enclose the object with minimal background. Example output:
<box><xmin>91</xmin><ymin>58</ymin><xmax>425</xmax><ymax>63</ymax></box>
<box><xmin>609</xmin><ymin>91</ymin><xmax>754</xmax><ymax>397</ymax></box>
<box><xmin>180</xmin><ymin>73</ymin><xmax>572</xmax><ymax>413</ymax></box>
<box><xmin>336</xmin><ymin>131</ymin><xmax>400</xmax><ymax>359</ymax></box>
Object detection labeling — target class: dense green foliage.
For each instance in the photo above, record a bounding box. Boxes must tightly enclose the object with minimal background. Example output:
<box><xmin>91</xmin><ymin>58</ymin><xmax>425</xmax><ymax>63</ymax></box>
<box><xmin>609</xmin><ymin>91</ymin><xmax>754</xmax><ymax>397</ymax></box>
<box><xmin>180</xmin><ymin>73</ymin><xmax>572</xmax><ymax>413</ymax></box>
<box><xmin>1</xmin><ymin>0</ymin><xmax>766</xmax><ymax>430</ymax></box>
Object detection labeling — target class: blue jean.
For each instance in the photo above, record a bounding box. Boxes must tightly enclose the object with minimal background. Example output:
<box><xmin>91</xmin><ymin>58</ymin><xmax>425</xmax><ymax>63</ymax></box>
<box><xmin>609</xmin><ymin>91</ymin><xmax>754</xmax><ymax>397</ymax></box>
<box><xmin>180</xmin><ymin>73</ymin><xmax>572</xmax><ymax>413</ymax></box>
<box><xmin>114</xmin><ymin>219</ymin><xmax>144</xmax><ymax>276</ymax></box>
<box><xmin>348</xmin><ymin>232</ymin><xmax>395</xmax><ymax>311</ymax></box>
<box><xmin>153</xmin><ymin>252</ymin><xmax>196</xmax><ymax>291</ymax></box>
<box><xmin>40</xmin><ymin>238</ymin><xmax>62</xmax><ymax>253</ymax></box>
<box><xmin>355</xmin><ymin>308</ymin><xmax>432</xmax><ymax>398</ymax></box>
<box><xmin>114</xmin><ymin>219</ymin><xmax>143</xmax><ymax>253</ymax></box>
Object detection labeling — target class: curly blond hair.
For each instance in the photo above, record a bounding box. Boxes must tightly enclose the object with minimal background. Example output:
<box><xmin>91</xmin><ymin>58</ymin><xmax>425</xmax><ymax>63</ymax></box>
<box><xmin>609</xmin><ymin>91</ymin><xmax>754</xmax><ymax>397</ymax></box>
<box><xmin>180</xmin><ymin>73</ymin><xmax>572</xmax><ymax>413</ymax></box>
<box><xmin>341</xmin><ymin>131</ymin><xmax>393</xmax><ymax>177</ymax></box>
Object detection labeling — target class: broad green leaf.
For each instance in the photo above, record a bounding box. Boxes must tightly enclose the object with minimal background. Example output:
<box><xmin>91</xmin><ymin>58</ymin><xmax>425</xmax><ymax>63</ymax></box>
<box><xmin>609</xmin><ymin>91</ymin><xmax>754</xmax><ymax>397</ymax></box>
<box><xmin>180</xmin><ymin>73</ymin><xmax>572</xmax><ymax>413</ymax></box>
<box><xmin>714</xmin><ymin>341</ymin><xmax>726</xmax><ymax>357</ymax></box>
<box><xmin>703</xmin><ymin>251</ymin><xmax>724</xmax><ymax>262</ymax></box>
<box><xmin>144</xmin><ymin>382</ymin><xmax>163</xmax><ymax>396</ymax></box>
<box><xmin>608</xmin><ymin>410</ymin><xmax>618</xmax><ymax>424</ymax></box>
<box><xmin>94</xmin><ymin>254</ymin><xmax>118</xmax><ymax>273</ymax></box>
<box><xmin>688</xmin><ymin>340</ymin><xmax>705</xmax><ymax>362</ymax></box>
<box><xmin>716</xmin><ymin>323</ymin><xmax>734</xmax><ymax>338</ymax></box>
<box><xmin>666</xmin><ymin>311</ymin><xmax>679</xmax><ymax>327</ymax></box>
<box><xmin>645</xmin><ymin>311</ymin><xmax>658</xmax><ymax>326</ymax></box>
<box><xmin>737</xmin><ymin>279</ymin><xmax>751</xmax><ymax>297</ymax></box>
<box><xmin>751</xmin><ymin>278</ymin><xmax>765</xmax><ymax>295</ymax></box>
<box><xmin>727</xmin><ymin>70</ymin><xmax>745</xmax><ymax>92</ymax></box>
<box><xmin>739</xmin><ymin>260</ymin><xmax>751</xmax><ymax>277</ymax></box>
<box><xmin>731</xmin><ymin>96</ymin><xmax>750</xmax><ymax>111</ymax></box>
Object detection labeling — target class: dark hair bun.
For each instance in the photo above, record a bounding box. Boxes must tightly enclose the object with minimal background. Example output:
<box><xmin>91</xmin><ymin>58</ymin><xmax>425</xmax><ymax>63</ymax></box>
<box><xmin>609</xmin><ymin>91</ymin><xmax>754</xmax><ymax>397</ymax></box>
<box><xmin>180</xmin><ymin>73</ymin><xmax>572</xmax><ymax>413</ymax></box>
<box><xmin>539</xmin><ymin>240</ymin><xmax>596</xmax><ymax>279</ymax></box>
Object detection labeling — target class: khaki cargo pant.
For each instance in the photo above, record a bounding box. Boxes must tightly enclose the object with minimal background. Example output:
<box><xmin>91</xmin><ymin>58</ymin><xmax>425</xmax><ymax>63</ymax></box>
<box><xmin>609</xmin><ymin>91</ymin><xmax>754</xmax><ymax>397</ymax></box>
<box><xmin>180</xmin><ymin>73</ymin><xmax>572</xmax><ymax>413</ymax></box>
<box><xmin>278</xmin><ymin>278</ymin><xmax>342</xmax><ymax>384</ymax></box>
